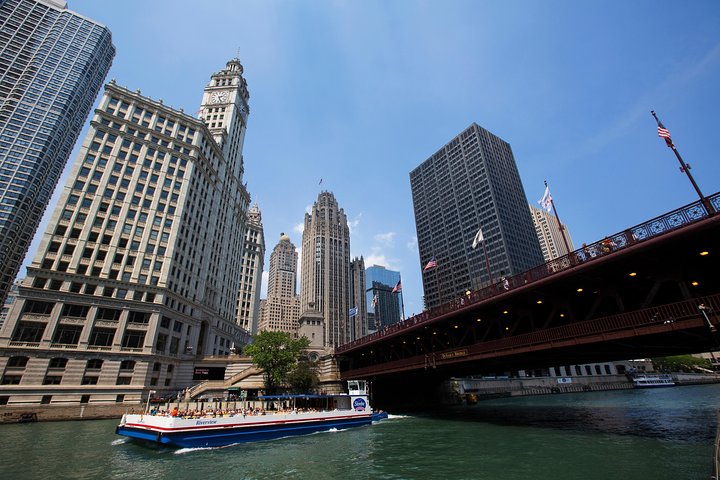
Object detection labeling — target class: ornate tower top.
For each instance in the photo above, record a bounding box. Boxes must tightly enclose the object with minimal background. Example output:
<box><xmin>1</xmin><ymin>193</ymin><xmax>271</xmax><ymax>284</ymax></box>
<box><xmin>199</xmin><ymin>58</ymin><xmax>250</xmax><ymax>178</ymax></box>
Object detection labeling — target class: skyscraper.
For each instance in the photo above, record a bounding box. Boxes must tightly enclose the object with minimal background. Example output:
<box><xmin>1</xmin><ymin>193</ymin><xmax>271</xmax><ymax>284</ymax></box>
<box><xmin>410</xmin><ymin>123</ymin><xmax>544</xmax><ymax>308</ymax></box>
<box><xmin>365</xmin><ymin>265</ymin><xmax>402</xmax><ymax>331</ymax></box>
<box><xmin>349</xmin><ymin>256</ymin><xmax>367</xmax><ymax>341</ymax></box>
<box><xmin>236</xmin><ymin>203</ymin><xmax>265</xmax><ymax>334</ymax></box>
<box><xmin>258</xmin><ymin>232</ymin><xmax>300</xmax><ymax>336</ymax></box>
<box><xmin>529</xmin><ymin>204</ymin><xmax>575</xmax><ymax>261</ymax></box>
<box><xmin>0</xmin><ymin>59</ymin><xmax>252</xmax><ymax>405</ymax></box>
<box><xmin>299</xmin><ymin>191</ymin><xmax>351</xmax><ymax>347</ymax></box>
<box><xmin>0</xmin><ymin>0</ymin><xmax>115</xmax><ymax>305</ymax></box>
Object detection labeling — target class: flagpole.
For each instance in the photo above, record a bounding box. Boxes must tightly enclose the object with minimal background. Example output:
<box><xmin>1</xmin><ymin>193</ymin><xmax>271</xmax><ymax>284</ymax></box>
<box><xmin>435</xmin><ymin>261</ymin><xmax>445</xmax><ymax>305</ymax></box>
<box><xmin>399</xmin><ymin>279</ymin><xmax>405</xmax><ymax>321</ymax></box>
<box><xmin>651</xmin><ymin>111</ymin><xmax>715</xmax><ymax>215</ymax></box>
<box><xmin>545</xmin><ymin>180</ymin><xmax>572</xmax><ymax>256</ymax></box>
<box><xmin>481</xmin><ymin>240</ymin><xmax>493</xmax><ymax>287</ymax></box>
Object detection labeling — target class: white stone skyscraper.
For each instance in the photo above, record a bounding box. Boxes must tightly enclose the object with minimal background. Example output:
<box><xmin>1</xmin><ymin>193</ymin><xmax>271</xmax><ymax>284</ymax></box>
<box><xmin>0</xmin><ymin>59</ymin><xmax>252</xmax><ymax>405</ymax></box>
<box><xmin>529</xmin><ymin>204</ymin><xmax>575</xmax><ymax>261</ymax></box>
<box><xmin>300</xmin><ymin>192</ymin><xmax>351</xmax><ymax>347</ymax></box>
<box><xmin>0</xmin><ymin>0</ymin><xmax>115</xmax><ymax>305</ymax></box>
<box><xmin>258</xmin><ymin>233</ymin><xmax>300</xmax><ymax>335</ymax></box>
<box><xmin>236</xmin><ymin>203</ymin><xmax>265</xmax><ymax>334</ymax></box>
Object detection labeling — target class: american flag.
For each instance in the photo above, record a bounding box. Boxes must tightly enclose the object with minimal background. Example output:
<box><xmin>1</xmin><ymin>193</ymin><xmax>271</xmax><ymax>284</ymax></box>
<box><xmin>392</xmin><ymin>280</ymin><xmax>402</xmax><ymax>293</ymax></box>
<box><xmin>657</xmin><ymin>126</ymin><xmax>673</xmax><ymax>148</ymax></box>
<box><xmin>423</xmin><ymin>257</ymin><xmax>438</xmax><ymax>271</ymax></box>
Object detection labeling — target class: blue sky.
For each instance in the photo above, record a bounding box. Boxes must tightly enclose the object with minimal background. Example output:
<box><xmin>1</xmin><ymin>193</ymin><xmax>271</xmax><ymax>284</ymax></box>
<box><xmin>24</xmin><ymin>0</ymin><xmax>720</xmax><ymax>318</ymax></box>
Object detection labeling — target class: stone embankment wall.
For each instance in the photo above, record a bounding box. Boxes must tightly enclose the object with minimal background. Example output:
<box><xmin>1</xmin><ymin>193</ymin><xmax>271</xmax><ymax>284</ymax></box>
<box><xmin>0</xmin><ymin>403</ymin><xmax>139</xmax><ymax>424</ymax></box>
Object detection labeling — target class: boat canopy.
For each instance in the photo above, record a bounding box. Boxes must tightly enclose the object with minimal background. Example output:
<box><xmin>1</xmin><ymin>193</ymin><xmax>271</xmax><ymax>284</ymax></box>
<box><xmin>257</xmin><ymin>394</ymin><xmax>354</xmax><ymax>400</ymax></box>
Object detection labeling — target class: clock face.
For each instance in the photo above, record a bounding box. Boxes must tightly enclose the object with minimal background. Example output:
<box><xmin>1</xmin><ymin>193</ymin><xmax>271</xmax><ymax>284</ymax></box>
<box><xmin>210</xmin><ymin>91</ymin><xmax>228</xmax><ymax>104</ymax></box>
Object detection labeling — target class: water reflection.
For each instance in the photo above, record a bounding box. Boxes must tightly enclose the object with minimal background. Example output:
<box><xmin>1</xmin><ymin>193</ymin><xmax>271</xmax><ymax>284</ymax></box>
<box><xmin>429</xmin><ymin>384</ymin><xmax>718</xmax><ymax>442</ymax></box>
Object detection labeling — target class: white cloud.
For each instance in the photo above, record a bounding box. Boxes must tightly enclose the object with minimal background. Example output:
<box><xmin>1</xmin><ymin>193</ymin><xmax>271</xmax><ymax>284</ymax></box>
<box><xmin>373</xmin><ymin>231</ymin><xmax>396</xmax><ymax>246</ymax></box>
<box><xmin>260</xmin><ymin>271</ymin><xmax>269</xmax><ymax>298</ymax></box>
<box><xmin>407</xmin><ymin>235</ymin><xmax>418</xmax><ymax>251</ymax></box>
<box><xmin>348</xmin><ymin>212</ymin><xmax>362</xmax><ymax>234</ymax></box>
<box><xmin>364</xmin><ymin>253</ymin><xmax>395</xmax><ymax>270</ymax></box>
<box><xmin>293</xmin><ymin>222</ymin><xmax>304</xmax><ymax>235</ymax></box>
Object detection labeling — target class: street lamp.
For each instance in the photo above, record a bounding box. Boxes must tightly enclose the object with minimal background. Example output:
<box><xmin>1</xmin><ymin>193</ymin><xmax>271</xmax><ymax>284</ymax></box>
<box><xmin>699</xmin><ymin>304</ymin><xmax>716</xmax><ymax>333</ymax></box>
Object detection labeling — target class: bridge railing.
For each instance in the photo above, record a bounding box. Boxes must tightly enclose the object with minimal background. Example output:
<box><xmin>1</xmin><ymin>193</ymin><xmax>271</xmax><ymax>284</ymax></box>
<box><xmin>338</xmin><ymin>192</ymin><xmax>719</xmax><ymax>354</ymax></box>
<box><xmin>344</xmin><ymin>294</ymin><xmax>720</xmax><ymax>377</ymax></box>
<box><xmin>487</xmin><ymin>293</ymin><xmax>720</xmax><ymax>354</ymax></box>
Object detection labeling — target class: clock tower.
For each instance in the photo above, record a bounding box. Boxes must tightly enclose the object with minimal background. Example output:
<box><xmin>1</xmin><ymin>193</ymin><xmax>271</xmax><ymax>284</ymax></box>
<box><xmin>199</xmin><ymin>58</ymin><xmax>250</xmax><ymax>178</ymax></box>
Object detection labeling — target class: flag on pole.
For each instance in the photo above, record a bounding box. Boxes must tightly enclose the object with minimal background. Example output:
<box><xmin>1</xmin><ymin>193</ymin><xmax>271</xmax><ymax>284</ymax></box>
<box><xmin>424</xmin><ymin>257</ymin><xmax>437</xmax><ymax>271</ymax></box>
<box><xmin>392</xmin><ymin>280</ymin><xmax>402</xmax><ymax>293</ymax></box>
<box><xmin>471</xmin><ymin>228</ymin><xmax>484</xmax><ymax>249</ymax></box>
<box><xmin>538</xmin><ymin>185</ymin><xmax>552</xmax><ymax>213</ymax></box>
<box><xmin>657</xmin><ymin>126</ymin><xmax>673</xmax><ymax>148</ymax></box>
<box><xmin>349</xmin><ymin>306</ymin><xmax>358</xmax><ymax>317</ymax></box>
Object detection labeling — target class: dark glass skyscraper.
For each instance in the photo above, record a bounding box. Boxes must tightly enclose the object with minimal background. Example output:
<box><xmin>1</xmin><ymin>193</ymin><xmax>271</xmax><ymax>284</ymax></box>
<box><xmin>411</xmin><ymin>123</ymin><xmax>544</xmax><ymax>308</ymax></box>
<box><xmin>0</xmin><ymin>0</ymin><xmax>115</xmax><ymax>304</ymax></box>
<box><xmin>365</xmin><ymin>265</ymin><xmax>401</xmax><ymax>331</ymax></box>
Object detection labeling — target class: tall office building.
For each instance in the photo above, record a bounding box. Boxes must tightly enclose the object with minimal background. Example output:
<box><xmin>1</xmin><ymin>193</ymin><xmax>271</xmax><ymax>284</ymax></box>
<box><xmin>349</xmin><ymin>256</ymin><xmax>367</xmax><ymax>341</ymax></box>
<box><xmin>0</xmin><ymin>0</ymin><xmax>115</xmax><ymax>306</ymax></box>
<box><xmin>529</xmin><ymin>204</ymin><xmax>575</xmax><ymax>261</ymax></box>
<box><xmin>257</xmin><ymin>233</ymin><xmax>300</xmax><ymax>336</ymax></box>
<box><xmin>299</xmin><ymin>191</ymin><xmax>351</xmax><ymax>347</ymax></box>
<box><xmin>236</xmin><ymin>203</ymin><xmax>265</xmax><ymax>334</ymax></box>
<box><xmin>410</xmin><ymin>123</ymin><xmax>544</xmax><ymax>308</ymax></box>
<box><xmin>365</xmin><ymin>265</ymin><xmax>402</xmax><ymax>331</ymax></box>
<box><xmin>0</xmin><ymin>59</ymin><xmax>252</xmax><ymax>405</ymax></box>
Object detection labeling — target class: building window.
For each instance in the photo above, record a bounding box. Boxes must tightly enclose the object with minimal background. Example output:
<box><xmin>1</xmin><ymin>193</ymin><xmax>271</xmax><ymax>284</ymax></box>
<box><xmin>0</xmin><ymin>375</ymin><xmax>22</xmax><ymax>385</ymax></box>
<box><xmin>43</xmin><ymin>375</ymin><xmax>62</xmax><ymax>385</ymax></box>
<box><xmin>121</xmin><ymin>330</ymin><xmax>145</xmax><ymax>349</ymax></box>
<box><xmin>128</xmin><ymin>311</ymin><xmax>150</xmax><ymax>324</ymax></box>
<box><xmin>155</xmin><ymin>334</ymin><xmax>167</xmax><ymax>353</ymax></box>
<box><xmin>81</xmin><ymin>376</ymin><xmax>99</xmax><ymax>385</ymax></box>
<box><xmin>48</xmin><ymin>358</ymin><xmax>68</xmax><ymax>369</ymax></box>
<box><xmin>88</xmin><ymin>328</ymin><xmax>115</xmax><ymax>347</ymax></box>
<box><xmin>23</xmin><ymin>300</ymin><xmax>54</xmax><ymax>314</ymax></box>
<box><xmin>119</xmin><ymin>360</ymin><xmax>136</xmax><ymax>371</ymax></box>
<box><xmin>11</xmin><ymin>321</ymin><xmax>46</xmax><ymax>343</ymax></box>
<box><xmin>96</xmin><ymin>307</ymin><xmax>121</xmax><ymax>321</ymax></box>
<box><xmin>80</xmin><ymin>395</ymin><xmax>90</xmax><ymax>404</ymax></box>
<box><xmin>52</xmin><ymin>324</ymin><xmax>83</xmax><ymax>345</ymax></box>
<box><xmin>86</xmin><ymin>359</ymin><xmax>104</xmax><ymax>370</ymax></box>
<box><xmin>169</xmin><ymin>337</ymin><xmax>180</xmax><ymax>355</ymax></box>
<box><xmin>62</xmin><ymin>304</ymin><xmax>89</xmax><ymax>318</ymax></box>
<box><xmin>7</xmin><ymin>356</ymin><xmax>29</xmax><ymax>368</ymax></box>
<box><xmin>116</xmin><ymin>376</ymin><xmax>132</xmax><ymax>385</ymax></box>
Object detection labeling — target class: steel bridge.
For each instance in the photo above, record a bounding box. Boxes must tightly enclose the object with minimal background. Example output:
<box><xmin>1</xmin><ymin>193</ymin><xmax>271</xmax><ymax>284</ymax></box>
<box><xmin>336</xmin><ymin>194</ymin><xmax>720</xmax><ymax>403</ymax></box>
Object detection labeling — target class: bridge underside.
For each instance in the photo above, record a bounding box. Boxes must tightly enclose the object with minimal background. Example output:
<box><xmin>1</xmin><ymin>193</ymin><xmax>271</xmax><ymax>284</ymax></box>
<box><xmin>338</xmin><ymin>213</ymin><xmax>720</xmax><ymax>405</ymax></box>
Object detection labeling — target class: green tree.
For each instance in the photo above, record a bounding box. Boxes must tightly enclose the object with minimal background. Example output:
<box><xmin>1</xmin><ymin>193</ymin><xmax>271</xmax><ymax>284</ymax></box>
<box><xmin>651</xmin><ymin>355</ymin><xmax>712</xmax><ymax>372</ymax></box>
<box><xmin>286</xmin><ymin>360</ymin><xmax>319</xmax><ymax>394</ymax></box>
<box><xmin>244</xmin><ymin>331</ymin><xmax>310</xmax><ymax>394</ymax></box>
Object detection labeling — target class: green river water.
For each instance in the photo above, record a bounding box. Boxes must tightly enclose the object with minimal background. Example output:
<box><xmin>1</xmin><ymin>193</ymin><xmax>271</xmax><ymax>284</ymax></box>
<box><xmin>0</xmin><ymin>384</ymin><xmax>717</xmax><ymax>479</ymax></box>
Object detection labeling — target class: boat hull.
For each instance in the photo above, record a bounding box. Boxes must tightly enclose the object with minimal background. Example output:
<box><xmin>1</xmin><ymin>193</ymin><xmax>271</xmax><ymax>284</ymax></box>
<box><xmin>116</xmin><ymin>413</ymin><xmax>375</xmax><ymax>448</ymax></box>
